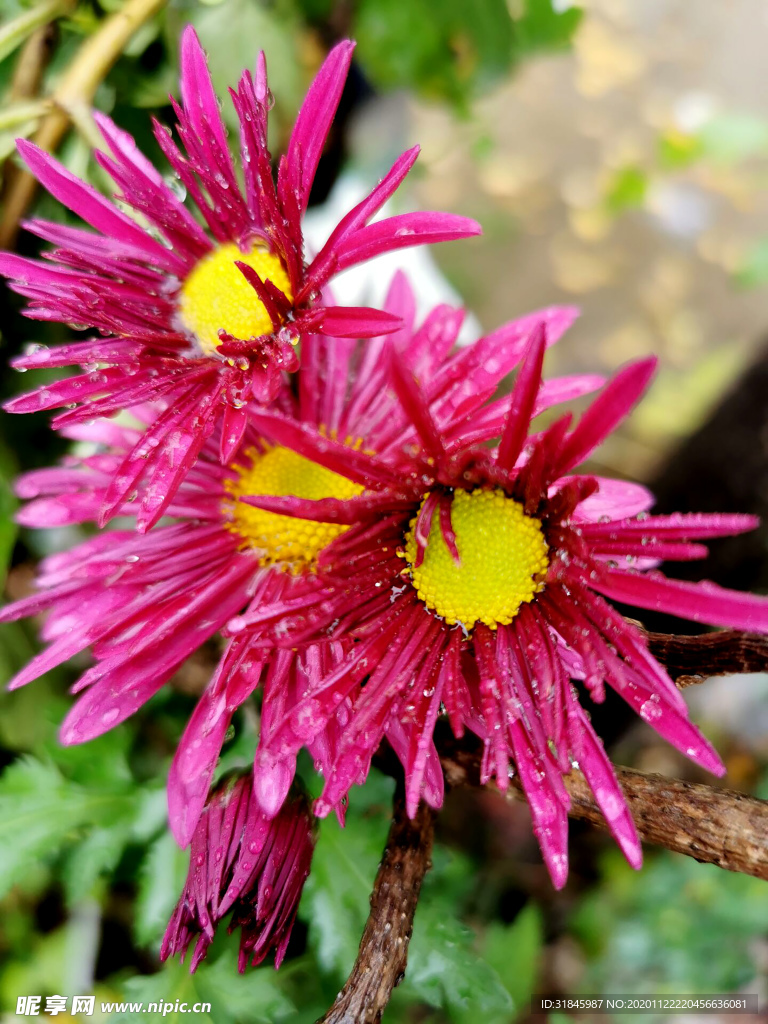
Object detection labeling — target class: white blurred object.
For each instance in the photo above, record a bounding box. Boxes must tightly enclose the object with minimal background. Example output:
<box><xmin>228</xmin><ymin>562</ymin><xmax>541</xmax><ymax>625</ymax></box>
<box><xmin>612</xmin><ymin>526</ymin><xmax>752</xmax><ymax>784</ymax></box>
<box><xmin>686</xmin><ymin>672</ymin><xmax>768</xmax><ymax>755</ymax></box>
<box><xmin>647</xmin><ymin>181</ymin><xmax>713</xmax><ymax>239</ymax></box>
<box><xmin>303</xmin><ymin>171</ymin><xmax>481</xmax><ymax>346</ymax></box>
<box><xmin>673</xmin><ymin>91</ymin><xmax>719</xmax><ymax>133</ymax></box>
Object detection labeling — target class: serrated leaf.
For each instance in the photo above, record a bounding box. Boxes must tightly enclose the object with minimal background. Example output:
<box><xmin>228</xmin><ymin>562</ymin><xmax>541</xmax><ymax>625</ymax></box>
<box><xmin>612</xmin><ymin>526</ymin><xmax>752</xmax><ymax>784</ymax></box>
<box><xmin>405</xmin><ymin>905</ymin><xmax>514</xmax><ymax>1018</ymax></box>
<box><xmin>114</xmin><ymin>955</ymin><xmax>295</xmax><ymax>1024</ymax></box>
<box><xmin>114</xmin><ymin>962</ymin><xmax>213</xmax><ymax>1024</ymax></box>
<box><xmin>135</xmin><ymin>830</ymin><xmax>190</xmax><ymax>946</ymax></box>
<box><xmin>44</xmin><ymin>726</ymin><xmax>133</xmax><ymax>787</ymax></box>
<box><xmin>130</xmin><ymin>784</ymin><xmax>171</xmax><ymax>843</ymax></box>
<box><xmin>195</xmin><ymin>955</ymin><xmax>296</xmax><ymax>1024</ymax></box>
<box><xmin>0</xmin><ymin>757</ymin><xmax>132</xmax><ymax>897</ymax></box>
<box><xmin>61</xmin><ymin>824</ymin><xmax>131</xmax><ymax>904</ymax></box>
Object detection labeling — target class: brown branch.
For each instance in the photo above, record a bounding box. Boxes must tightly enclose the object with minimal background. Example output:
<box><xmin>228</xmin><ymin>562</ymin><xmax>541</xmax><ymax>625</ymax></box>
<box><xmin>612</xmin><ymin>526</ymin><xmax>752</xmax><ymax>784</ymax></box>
<box><xmin>0</xmin><ymin>0</ymin><xmax>167</xmax><ymax>249</ymax></box>
<box><xmin>558</xmin><ymin>766</ymin><xmax>768</xmax><ymax>879</ymax></box>
<box><xmin>9</xmin><ymin>22</ymin><xmax>56</xmax><ymax>102</ymax></box>
<box><xmin>440</xmin><ymin>742</ymin><xmax>768</xmax><ymax>880</ymax></box>
<box><xmin>1</xmin><ymin>22</ymin><xmax>58</xmax><ymax>209</ymax></box>
<box><xmin>316</xmin><ymin>786</ymin><xmax>436</xmax><ymax>1024</ymax></box>
<box><xmin>645</xmin><ymin>629</ymin><xmax>768</xmax><ymax>686</ymax></box>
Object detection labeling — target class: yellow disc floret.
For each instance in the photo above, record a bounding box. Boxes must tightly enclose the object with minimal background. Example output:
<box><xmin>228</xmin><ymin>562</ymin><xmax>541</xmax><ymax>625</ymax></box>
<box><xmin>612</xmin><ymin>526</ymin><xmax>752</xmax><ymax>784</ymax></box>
<box><xmin>178</xmin><ymin>242</ymin><xmax>293</xmax><ymax>355</ymax></box>
<box><xmin>405</xmin><ymin>488</ymin><xmax>549</xmax><ymax>629</ymax></box>
<box><xmin>224</xmin><ymin>445</ymin><xmax>363</xmax><ymax>572</ymax></box>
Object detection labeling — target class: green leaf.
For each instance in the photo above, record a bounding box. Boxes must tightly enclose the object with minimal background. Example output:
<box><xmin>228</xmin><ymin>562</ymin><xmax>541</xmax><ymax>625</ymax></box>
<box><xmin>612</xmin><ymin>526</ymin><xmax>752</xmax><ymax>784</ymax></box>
<box><xmin>0</xmin><ymin>437</ymin><xmax>18</xmax><ymax>584</ymax></box>
<box><xmin>0</xmin><ymin>98</ymin><xmax>48</xmax><ymax>132</ymax></box>
<box><xmin>405</xmin><ymin>903</ymin><xmax>514</xmax><ymax>1019</ymax></box>
<box><xmin>45</xmin><ymin>726</ymin><xmax>133</xmax><ymax>787</ymax></box>
<box><xmin>135</xmin><ymin>830</ymin><xmax>190</xmax><ymax>946</ymax></box>
<box><xmin>392</xmin><ymin>843</ymin><xmax>516</xmax><ymax>1021</ymax></box>
<box><xmin>0</xmin><ymin>0</ymin><xmax>70</xmax><ymax>64</ymax></box>
<box><xmin>299</xmin><ymin>774</ymin><xmax>394</xmax><ymax>976</ymax></box>
<box><xmin>0</xmin><ymin>625</ymin><xmax>39</xmax><ymax>727</ymax></box>
<box><xmin>0</xmin><ymin>923</ymin><xmax>73</xmax><ymax>1009</ymax></box>
<box><xmin>61</xmin><ymin>824</ymin><xmax>131</xmax><ymax>904</ymax></box>
<box><xmin>114</xmin><ymin>956</ymin><xmax>295</xmax><ymax>1024</ymax></box>
<box><xmin>195</xmin><ymin>955</ymin><xmax>296</xmax><ymax>1024</ymax></box>
<box><xmin>0</xmin><ymin>757</ymin><xmax>132</xmax><ymax>897</ymax></box>
<box><xmin>294</xmin><ymin>0</ymin><xmax>334</xmax><ymax>20</ymax></box>
<box><xmin>114</xmin><ymin>962</ymin><xmax>213</xmax><ymax>1024</ymax></box>
<box><xmin>480</xmin><ymin>903</ymin><xmax>544</xmax><ymax>1016</ymax></box>
<box><xmin>512</xmin><ymin>0</ymin><xmax>583</xmax><ymax>54</ymax></box>
<box><xmin>571</xmin><ymin>850</ymin><xmax>768</xmax><ymax>995</ymax></box>
<box><xmin>355</xmin><ymin>0</ymin><xmax>514</xmax><ymax>106</ymax></box>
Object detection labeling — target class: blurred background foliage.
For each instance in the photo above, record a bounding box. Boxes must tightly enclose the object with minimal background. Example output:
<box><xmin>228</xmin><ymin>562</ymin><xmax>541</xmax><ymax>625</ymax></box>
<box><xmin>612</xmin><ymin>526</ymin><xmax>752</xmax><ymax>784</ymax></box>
<box><xmin>1</xmin><ymin>0</ymin><xmax>768</xmax><ymax>1022</ymax></box>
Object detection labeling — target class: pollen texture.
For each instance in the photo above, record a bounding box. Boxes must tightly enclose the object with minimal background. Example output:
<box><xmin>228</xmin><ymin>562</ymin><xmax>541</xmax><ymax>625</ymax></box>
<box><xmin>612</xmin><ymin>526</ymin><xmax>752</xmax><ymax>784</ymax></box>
<box><xmin>405</xmin><ymin>488</ymin><xmax>549</xmax><ymax>629</ymax></box>
<box><xmin>224</xmin><ymin>445</ymin><xmax>363</xmax><ymax>572</ymax></box>
<box><xmin>178</xmin><ymin>242</ymin><xmax>292</xmax><ymax>355</ymax></box>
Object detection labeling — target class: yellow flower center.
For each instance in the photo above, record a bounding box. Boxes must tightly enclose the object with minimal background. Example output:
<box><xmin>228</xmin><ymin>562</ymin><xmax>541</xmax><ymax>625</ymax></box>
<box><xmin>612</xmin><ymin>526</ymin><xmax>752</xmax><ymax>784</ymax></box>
<box><xmin>224</xmin><ymin>445</ymin><xmax>363</xmax><ymax>572</ymax></box>
<box><xmin>405</xmin><ymin>489</ymin><xmax>549</xmax><ymax>629</ymax></box>
<box><xmin>177</xmin><ymin>242</ymin><xmax>293</xmax><ymax>355</ymax></box>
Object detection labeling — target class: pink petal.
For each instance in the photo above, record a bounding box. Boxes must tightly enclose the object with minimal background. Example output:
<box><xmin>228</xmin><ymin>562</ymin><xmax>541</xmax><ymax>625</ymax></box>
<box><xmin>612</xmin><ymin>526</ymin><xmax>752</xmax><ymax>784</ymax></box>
<box><xmin>282</xmin><ymin>40</ymin><xmax>355</xmax><ymax>214</ymax></box>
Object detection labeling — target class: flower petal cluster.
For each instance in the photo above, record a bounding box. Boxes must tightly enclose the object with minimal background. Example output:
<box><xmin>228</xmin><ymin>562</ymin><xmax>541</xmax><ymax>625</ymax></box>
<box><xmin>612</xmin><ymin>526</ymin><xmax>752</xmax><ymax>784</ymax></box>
<box><xmin>223</xmin><ymin>326</ymin><xmax>768</xmax><ymax>886</ymax></box>
<box><xmin>3</xmin><ymin>22</ymin><xmax>768</xmax><ymax>932</ymax></box>
<box><xmin>161</xmin><ymin>773</ymin><xmax>314</xmax><ymax>971</ymax></box>
<box><xmin>0</xmin><ymin>28</ymin><xmax>479</xmax><ymax>529</ymax></box>
<box><xmin>0</xmin><ymin>278</ymin><xmax>594</xmax><ymax>851</ymax></box>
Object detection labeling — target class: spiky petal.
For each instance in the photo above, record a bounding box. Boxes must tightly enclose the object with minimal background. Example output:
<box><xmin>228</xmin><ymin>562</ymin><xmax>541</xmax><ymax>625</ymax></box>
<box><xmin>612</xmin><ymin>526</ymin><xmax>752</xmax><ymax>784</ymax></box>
<box><xmin>224</xmin><ymin>338</ymin><xmax>768</xmax><ymax>887</ymax></box>
<box><xmin>1</xmin><ymin>30</ymin><xmax>480</xmax><ymax>526</ymax></box>
<box><xmin>161</xmin><ymin>774</ymin><xmax>314</xmax><ymax>971</ymax></box>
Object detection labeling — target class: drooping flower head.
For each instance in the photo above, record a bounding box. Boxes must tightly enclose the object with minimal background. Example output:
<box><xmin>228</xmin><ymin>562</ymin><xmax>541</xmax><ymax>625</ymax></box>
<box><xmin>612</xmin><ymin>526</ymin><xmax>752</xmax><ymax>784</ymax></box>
<box><xmin>0</xmin><ymin>276</ymin><xmax>595</xmax><ymax>848</ymax></box>
<box><xmin>225</xmin><ymin>326</ymin><xmax>768</xmax><ymax>888</ymax></box>
<box><xmin>161</xmin><ymin>773</ymin><xmax>315</xmax><ymax>972</ymax></box>
<box><xmin>0</xmin><ymin>28</ymin><xmax>480</xmax><ymax>530</ymax></box>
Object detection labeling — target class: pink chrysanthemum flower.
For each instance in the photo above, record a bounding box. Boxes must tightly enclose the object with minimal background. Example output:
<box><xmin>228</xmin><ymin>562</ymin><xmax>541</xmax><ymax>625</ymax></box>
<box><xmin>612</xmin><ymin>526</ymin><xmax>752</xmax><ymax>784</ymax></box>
<box><xmin>161</xmin><ymin>773</ymin><xmax>314</xmax><ymax>972</ymax></box>
<box><xmin>0</xmin><ymin>28</ymin><xmax>479</xmax><ymax>530</ymax></box>
<box><xmin>225</xmin><ymin>327</ymin><xmax>768</xmax><ymax>888</ymax></box>
<box><xmin>0</xmin><ymin>278</ymin><xmax>595</xmax><ymax>846</ymax></box>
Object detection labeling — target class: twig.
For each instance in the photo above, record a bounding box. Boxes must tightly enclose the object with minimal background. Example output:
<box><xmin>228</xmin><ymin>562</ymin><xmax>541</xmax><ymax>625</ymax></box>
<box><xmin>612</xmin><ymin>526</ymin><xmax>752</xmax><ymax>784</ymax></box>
<box><xmin>439</xmin><ymin>742</ymin><xmax>768</xmax><ymax>880</ymax></box>
<box><xmin>0</xmin><ymin>0</ymin><xmax>69</xmax><ymax>65</ymax></box>
<box><xmin>645</xmin><ymin>628</ymin><xmax>768</xmax><ymax>687</ymax></box>
<box><xmin>0</xmin><ymin>14</ymin><xmax>59</xmax><ymax>202</ymax></box>
<box><xmin>0</xmin><ymin>0</ymin><xmax>168</xmax><ymax>248</ymax></box>
<box><xmin>8</xmin><ymin>21</ymin><xmax>57</xmax><ymax>102</ymax></box>
<box><xmin>316</xmin><ymin>786</ymin><xmax>436</xmax><ymax>1024</ymax></box>
<box><xmin>557</xmin><ymin>766</ymin><xmax>768</xmax><ymax>880</ymax></box>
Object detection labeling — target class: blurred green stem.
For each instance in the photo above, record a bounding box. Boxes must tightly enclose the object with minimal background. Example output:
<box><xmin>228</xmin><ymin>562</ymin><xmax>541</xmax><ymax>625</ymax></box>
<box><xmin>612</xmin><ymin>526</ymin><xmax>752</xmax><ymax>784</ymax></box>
<box><xmin>0</xmin><ymin>0</ymin><xmax>169</xmax><ymax>248</ymax></box>
<box><xmin>0</xmin><ymin>0</ymin><xmax>72</xmax><ymax>64</ymax></box>
<box><xmin>0</xmin><ymin>99</ymin><xmax>50</xmax><ymax>132</ymax></box>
